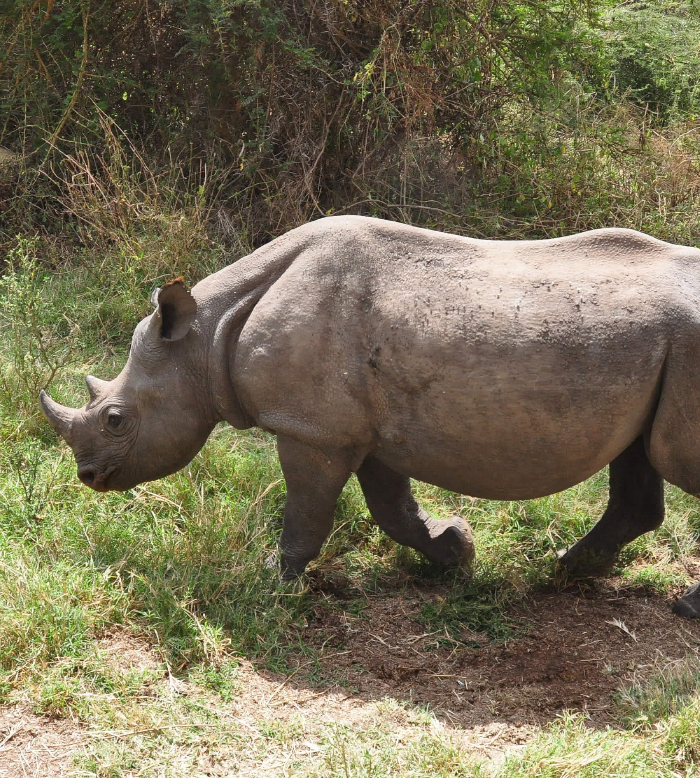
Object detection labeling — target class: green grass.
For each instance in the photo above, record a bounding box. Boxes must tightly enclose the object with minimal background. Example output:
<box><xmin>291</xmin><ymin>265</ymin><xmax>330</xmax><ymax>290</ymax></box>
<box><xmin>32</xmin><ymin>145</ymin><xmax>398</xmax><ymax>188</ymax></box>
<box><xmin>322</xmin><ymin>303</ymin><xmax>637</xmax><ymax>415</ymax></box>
<box><xmin>67</xmin><ymin>698</ymin><xmax>700</xmax><ymax>777</ymax></box>
<box><xmin>0</xmin><ymin>233</ymin><xmax>699</xmax><ymax>775</ymax></box>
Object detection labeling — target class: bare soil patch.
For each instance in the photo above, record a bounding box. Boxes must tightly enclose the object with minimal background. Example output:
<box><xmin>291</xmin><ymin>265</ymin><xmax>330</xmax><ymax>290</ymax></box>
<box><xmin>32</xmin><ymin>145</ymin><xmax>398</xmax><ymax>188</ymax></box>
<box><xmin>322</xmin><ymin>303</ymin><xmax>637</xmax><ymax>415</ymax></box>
<box><xmin>95</xmin><ymin>627</ymin><xmax>163</xmax><ymax>674</ymax></box>
<box><xmin>0</xmin><ymin>705</ymin><xmax>84</xmax><ymax>778</ymax></box>
<box><xmin>0</xmin><ymin>630</ymin><xmax>161</xmax><ymax>778</ymax></box>
<box><xmin>254</xmin><ymin>580</ymin><xmax>700</xmax><ymax>731</ymax></box>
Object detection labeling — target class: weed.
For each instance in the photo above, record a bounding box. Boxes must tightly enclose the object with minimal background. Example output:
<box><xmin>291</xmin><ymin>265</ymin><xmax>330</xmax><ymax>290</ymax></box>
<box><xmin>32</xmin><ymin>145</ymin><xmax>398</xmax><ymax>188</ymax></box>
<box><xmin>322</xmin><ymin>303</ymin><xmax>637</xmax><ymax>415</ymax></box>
<box><xmin>616</xmin><ymin>657</ymin><xmax>700</xmax><ymax>730</ymax></box>
<box><xmin>0</xmin><ymin>237</ymin><xmax>79</xmax><ymax>424</ymax></box>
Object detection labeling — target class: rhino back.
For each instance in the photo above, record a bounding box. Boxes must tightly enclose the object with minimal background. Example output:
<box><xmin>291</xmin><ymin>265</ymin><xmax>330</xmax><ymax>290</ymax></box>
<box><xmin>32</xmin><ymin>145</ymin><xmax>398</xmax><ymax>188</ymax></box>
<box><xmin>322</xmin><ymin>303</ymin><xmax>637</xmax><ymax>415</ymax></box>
<box><xmin>231</xmin><ymin>217</ymin><xmax>700</xmax><ymax>499</ymax></box>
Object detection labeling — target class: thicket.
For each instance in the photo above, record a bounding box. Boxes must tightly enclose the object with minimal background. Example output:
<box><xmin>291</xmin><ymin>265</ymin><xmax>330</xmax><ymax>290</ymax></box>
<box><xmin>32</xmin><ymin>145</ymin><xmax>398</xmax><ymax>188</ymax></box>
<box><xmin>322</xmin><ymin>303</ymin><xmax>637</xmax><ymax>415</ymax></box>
<box><xmin>2</xmin><ymin>0</ymin><xmax>700</xmax><ymax>252</ymax></box>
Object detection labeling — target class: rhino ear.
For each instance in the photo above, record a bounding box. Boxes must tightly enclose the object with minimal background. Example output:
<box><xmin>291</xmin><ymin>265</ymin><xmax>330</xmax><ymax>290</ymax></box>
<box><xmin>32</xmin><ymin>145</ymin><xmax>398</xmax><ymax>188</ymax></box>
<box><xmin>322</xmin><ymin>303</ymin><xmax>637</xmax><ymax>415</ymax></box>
<box><xmin>152</xmin><ymin>278</ymin><xmax>197</xmax><ymax>341</ymax></box>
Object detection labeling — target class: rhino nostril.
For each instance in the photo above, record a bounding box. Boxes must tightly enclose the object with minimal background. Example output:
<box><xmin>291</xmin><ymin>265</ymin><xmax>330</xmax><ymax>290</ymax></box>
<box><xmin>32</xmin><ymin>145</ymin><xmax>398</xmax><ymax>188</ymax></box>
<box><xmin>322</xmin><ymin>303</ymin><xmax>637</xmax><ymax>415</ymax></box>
<box><xmin>78</xmin><ymin>468</ymin><xmax>95</xmax><ymax>485</ymax></box>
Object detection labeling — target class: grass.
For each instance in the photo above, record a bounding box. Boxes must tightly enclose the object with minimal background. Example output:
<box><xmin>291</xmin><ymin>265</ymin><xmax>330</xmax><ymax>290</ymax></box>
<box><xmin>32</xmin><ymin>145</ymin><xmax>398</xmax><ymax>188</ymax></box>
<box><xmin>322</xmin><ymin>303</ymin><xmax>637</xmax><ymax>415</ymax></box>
<box><xmin>0</xmin><ymin>226</ymin><xmax>699</xmax><ymax>775</ymax></box>
<box><xmin>59</xmin><ymin>689</ymin><xmax>700</xmax><ymax>777</ymax></box>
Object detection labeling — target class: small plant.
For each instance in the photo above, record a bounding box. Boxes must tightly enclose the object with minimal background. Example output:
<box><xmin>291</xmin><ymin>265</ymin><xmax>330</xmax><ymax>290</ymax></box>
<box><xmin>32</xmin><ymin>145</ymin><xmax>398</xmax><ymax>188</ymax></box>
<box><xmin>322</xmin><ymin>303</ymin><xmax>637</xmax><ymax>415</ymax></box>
<box><xmin>0</xmin><ymin>237</ymin><xmax>79</xmax><ymax>424</ymax></box>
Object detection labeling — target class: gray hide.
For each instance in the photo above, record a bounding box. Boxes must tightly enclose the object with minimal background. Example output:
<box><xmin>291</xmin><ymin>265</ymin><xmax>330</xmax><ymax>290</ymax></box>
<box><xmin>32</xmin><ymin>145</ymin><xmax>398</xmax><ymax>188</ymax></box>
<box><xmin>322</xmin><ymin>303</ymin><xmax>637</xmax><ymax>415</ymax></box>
<box><xmin>39</xmin><ymin>216</ymin><xmax>700</xmax><ymax>617</ymax></box>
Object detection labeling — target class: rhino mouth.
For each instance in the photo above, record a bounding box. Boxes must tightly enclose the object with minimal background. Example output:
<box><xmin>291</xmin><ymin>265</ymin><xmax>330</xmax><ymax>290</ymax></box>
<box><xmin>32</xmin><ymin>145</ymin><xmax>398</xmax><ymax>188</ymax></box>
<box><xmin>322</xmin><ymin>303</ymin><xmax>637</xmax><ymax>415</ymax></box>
<box><xmin>77</xmin><ymin>465</ymin><xmax>116</xmax><ymax>492</ymax></box>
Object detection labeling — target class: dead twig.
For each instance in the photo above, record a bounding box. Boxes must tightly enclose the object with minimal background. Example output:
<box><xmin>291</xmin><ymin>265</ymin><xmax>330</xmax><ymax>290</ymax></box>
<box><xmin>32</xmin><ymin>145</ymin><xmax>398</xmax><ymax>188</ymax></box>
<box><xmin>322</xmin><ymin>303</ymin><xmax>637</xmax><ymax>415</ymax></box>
<box><xmin>606</xmin><ymin>618</ymin><xmax>638</xmax><ymax>642</ymax></box>
<box><xmin>0</xmin><ymin>722</ymin><xmax>25</xmax><ymax>752</ymax></box>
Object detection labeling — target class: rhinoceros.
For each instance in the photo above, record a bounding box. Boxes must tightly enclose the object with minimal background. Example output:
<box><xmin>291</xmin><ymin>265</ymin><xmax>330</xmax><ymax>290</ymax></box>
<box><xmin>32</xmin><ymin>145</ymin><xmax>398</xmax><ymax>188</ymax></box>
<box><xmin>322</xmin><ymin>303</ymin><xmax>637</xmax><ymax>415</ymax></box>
<box><xmin>40</xmin><ymin>216</ymin><xmax>700</xmax><ymax>617</ymax></box>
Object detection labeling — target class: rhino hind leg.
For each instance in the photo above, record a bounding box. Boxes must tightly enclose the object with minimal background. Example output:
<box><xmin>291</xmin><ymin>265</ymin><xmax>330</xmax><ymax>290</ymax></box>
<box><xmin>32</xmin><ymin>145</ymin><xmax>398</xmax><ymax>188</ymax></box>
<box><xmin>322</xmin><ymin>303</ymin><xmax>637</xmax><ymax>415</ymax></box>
<box><xmin>673</xmin><ymin>582</ymin><xmax>700</xmax><ymax>619</ymax></box>
<box><xmin>276</xmin><ymin>435</ymin><xmax>353</xmax><ymax>579</ymax></box>
<box><xmin>356</xmin><ymin>455</ymin><xmax>475</xmax><ymax>567</ymax></box>
<box><xmin>558</xmin><ymin>435</ymin><xmax>664</xmax><ymax>578</ymax></box>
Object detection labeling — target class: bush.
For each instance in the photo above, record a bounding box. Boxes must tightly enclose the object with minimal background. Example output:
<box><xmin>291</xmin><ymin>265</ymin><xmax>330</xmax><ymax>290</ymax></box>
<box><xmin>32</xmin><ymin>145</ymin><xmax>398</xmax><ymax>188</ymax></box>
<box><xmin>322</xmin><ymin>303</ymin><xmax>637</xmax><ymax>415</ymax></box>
<box><xmin>606</xmin><ymin>1</ymin><xmax>700</xmax><ymax>121</ymax></box>
<box><xmin>0</xmin><ymin>0</ymin><xmax>604</xmax><ymax>244</ymax></box>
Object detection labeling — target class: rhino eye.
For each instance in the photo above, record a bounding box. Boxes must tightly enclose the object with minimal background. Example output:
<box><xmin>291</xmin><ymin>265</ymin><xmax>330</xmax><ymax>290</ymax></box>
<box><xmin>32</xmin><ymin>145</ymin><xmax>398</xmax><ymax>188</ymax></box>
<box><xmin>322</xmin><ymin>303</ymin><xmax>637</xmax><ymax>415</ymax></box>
<box><xmin>106</xmin><ymin>412</ymin><xmax>125</xmax><ymax>431</ymax></box>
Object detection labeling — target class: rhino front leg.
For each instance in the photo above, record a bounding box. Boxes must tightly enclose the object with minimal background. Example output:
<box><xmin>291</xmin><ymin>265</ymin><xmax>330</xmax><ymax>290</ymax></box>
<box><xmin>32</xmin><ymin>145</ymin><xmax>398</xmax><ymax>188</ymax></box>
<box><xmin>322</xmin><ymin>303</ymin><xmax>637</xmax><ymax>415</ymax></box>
<box><xmin>356</xmin><ymin>455</ymin><xmax>475</xmax><ymax>567</ymax></box>
<box><xmin>276</xmin><ymin>435</ymin><xmax>353</xmax><ymax>579</ymax></box>
<box><xmin>558</xmin><ymin>435</ymin><xmax>664</xmax><ymax>577</ymax></box>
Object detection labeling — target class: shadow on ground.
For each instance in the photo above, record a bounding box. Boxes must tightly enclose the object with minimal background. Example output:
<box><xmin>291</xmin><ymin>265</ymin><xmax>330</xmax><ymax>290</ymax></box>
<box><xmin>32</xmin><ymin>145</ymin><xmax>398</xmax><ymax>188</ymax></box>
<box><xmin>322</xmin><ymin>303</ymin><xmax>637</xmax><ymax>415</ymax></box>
<box><xmin>252</xmin><ymin>572</ymin><xmax>700</xmax><ymax>732</ymax></box>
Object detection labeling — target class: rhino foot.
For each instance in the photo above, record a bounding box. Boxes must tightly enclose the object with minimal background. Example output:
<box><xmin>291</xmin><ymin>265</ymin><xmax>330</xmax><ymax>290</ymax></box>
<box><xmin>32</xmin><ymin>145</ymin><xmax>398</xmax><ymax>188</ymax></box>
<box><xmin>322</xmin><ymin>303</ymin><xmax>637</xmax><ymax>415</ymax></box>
<box><xmin>672</xmin><ymin>582</ymin><xmax>700</xmax><ymax>619</ymax></box>
<box><xmin>268</xmin><ymin>549</ymin><xmax>310</xmax><ymax>581</ymax></box>
<box><xmin>422</xmin><ymin>516</ymin><xmax>476</xmax><ymax>567</ymax></box>
<box><xmin>556</xmin><ymin>544</ymin><xmax>618</xmax><ymax>579</ymax></box>
<box><xmin>267</xmin><ymin>548</ymin><xmax>306</xmax><ymax>581</ymax></box>
<box><xmin>356</xmin><ymin>457</ymin><xmax>475</xmax><ymax>569</ymax></box>
<box><xmin>279</xmin><ymin>553</ymin><xmax>311</xmax><ymax>581</ymax></box>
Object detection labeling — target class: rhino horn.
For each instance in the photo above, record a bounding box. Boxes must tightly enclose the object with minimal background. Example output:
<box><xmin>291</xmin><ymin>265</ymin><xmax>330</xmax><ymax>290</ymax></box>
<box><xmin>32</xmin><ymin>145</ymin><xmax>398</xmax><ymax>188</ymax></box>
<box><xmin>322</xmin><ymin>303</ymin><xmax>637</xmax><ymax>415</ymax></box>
<box><xmin>39</xmin><ymin>390</ymin><xmax>77</xmax><ymax>442</ymax></box>
<box><xmin>85</xmin><ymin>374</ymin><xmax>109</xmax><ymax>401</ymax></box>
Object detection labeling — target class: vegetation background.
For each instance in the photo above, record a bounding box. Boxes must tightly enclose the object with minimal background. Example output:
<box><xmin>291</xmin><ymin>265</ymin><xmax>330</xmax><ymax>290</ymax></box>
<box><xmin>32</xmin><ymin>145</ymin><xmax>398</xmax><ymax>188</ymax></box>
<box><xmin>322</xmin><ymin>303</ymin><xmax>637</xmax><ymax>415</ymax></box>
<box><xmin>2</xmin><ymin>0</ymin><xmax>700</xmax><ymax>775</ymax></box>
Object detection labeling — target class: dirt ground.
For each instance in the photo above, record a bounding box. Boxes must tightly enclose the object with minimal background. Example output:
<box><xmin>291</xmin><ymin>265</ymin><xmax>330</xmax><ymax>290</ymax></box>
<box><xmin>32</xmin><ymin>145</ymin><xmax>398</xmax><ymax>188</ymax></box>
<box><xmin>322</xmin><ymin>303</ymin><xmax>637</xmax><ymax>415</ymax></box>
<box><xmin>0</xmin><ymin>706</ymin><xmax>84</xmax><ymax>778</ymax></box>
<box><xmin>281</xmin><ymin>581</ymin><xmax>700</xmax><ymax>729</ymax></box>
<box><xmin>2</xmin><ymin>580</ymin><xmax>699</xmax><ymax>776</ymax></box>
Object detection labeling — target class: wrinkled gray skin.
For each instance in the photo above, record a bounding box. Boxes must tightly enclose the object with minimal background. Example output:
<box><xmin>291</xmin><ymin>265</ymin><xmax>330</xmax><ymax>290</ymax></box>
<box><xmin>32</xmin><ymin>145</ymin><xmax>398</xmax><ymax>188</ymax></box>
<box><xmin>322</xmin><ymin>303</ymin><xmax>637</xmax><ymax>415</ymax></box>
<box><xmin>40</xmin><ymin>216</ymin><xmax>700</xmax><ymax>617</ymax></box>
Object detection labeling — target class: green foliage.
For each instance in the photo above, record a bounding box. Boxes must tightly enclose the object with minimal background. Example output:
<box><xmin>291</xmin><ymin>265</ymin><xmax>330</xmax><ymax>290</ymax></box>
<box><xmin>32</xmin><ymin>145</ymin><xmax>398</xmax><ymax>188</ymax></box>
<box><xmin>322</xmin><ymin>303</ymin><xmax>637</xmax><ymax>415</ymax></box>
<box><xmin>6</xmin><ymin>1</ymin><xmax>700</xmax><ymax>249</ymax></box>
<box><xmin>0</xmin><ymin>237</ymin><xmax>78</xmax><ymax>421</ymax></box>
<box><xmin>492</xmin><ymin>711</ymin><xmax>696</xmax><ymax>778</ymax></box>
<box><xmin>616</xmin><ymin>657</ymin><xmax>700</xmax><ymax>730</ymax></box>
<box><xmin>0</xmin><ymin>544</ymin><xmax>126</xmax><ymax>692</ymax></box>
<box><xmin>0</xmin><ymin>0</ymin><xmax>600</xmax><ymax>150</ymax></box>
<box><xmin>606</xmin><ymin>1</ymin><xmax>700</xmax><ymax>120</ymax></box>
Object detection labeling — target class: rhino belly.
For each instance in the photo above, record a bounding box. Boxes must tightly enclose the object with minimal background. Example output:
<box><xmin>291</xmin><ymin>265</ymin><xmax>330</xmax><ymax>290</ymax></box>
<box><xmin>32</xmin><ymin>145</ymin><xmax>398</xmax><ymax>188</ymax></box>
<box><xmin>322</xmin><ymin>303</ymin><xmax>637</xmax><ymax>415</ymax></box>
<box><xmin>368</xmin><ymin>343</ymin><xmax>666</xmax><ymax>500</ymax></box>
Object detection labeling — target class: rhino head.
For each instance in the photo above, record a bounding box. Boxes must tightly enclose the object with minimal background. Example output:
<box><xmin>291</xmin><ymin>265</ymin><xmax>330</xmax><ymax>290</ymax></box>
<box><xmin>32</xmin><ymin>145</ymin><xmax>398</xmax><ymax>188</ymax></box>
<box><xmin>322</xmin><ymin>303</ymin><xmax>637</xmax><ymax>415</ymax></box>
<box><xmin>40</xmin><ymin>279</ymin><xmax>218</xmax><ymax>491</ymax></box>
